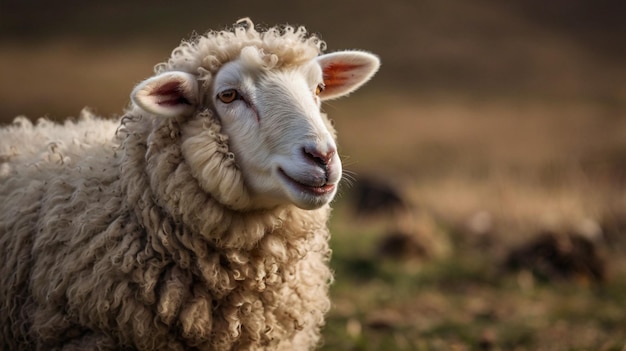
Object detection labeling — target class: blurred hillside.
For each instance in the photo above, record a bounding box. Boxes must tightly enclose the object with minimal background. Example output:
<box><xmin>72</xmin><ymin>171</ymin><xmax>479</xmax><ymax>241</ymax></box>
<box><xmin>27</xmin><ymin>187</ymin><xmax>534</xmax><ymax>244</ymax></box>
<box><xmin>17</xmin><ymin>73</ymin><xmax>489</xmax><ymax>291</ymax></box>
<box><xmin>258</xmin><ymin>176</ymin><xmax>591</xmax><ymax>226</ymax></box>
<box><xmin>1</xmin><ymin>0</ymin><xmax>626</xmax><ymax>119</ymax></box>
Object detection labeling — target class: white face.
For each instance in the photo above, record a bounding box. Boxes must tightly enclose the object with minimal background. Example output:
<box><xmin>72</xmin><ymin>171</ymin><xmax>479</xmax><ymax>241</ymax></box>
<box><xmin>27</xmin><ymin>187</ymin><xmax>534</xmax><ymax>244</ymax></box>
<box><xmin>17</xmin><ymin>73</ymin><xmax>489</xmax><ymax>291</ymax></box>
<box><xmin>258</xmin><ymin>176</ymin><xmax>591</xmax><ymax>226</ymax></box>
<box><xmin>131</xmin><ymin>48</ymin><xmax>379</xmax><ymax>210</ymax></box>
<box><xmin>212</xmin><ymin>56</ymin><xmax>340</xmax><ymax>209</ymax></box>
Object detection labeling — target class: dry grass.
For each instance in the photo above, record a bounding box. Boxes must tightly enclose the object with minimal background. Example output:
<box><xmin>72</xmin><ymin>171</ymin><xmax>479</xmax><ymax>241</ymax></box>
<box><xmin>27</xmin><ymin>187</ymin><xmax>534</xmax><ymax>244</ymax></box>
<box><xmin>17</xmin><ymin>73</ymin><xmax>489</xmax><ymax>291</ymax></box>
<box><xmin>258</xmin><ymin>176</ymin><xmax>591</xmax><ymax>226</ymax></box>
<box><xmin>325</xmin><ymin>95</ymin><xmax>626</xmax><ymax>350</ymax></box>
<box><xmin>332</xmin><ymin>94</ymin><xmax>626</xmax><ymax>235</ymax></box>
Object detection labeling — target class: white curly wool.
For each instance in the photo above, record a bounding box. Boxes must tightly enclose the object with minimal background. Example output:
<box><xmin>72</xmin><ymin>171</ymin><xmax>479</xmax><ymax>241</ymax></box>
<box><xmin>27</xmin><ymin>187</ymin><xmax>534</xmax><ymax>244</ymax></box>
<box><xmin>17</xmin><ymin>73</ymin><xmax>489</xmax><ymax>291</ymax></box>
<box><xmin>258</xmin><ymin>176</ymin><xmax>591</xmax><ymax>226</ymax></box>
<box><xmin>0</xmin><ymin>18</ymin><xmax>379</xmax><ymax>351</ymax></box>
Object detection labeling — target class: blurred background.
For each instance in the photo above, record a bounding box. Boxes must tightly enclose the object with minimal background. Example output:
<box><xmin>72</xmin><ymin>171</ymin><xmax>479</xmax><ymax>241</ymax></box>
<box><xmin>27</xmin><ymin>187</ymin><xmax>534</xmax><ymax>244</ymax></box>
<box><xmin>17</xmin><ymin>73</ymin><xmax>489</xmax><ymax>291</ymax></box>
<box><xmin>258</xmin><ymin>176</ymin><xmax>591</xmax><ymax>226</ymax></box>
<box><xmin>2</xmin><ymin>1</ymin><xmax>626</xmax><ymax>349</ymax></box>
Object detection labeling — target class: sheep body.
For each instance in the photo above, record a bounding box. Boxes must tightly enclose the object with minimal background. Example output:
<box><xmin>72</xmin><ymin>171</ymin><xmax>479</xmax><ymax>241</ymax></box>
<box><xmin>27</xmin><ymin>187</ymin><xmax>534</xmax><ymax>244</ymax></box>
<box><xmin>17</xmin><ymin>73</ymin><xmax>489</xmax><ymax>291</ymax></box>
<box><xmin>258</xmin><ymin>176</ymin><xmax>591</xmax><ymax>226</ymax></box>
<box><xmin>1</xmin><ymin>110</ymin><xmax>332</xmax><ymax>350</ymax></box>
<box><xmin>0</xmin><ymin>19</ymin><xmax>379</xmax><ymax>350</ymax></box>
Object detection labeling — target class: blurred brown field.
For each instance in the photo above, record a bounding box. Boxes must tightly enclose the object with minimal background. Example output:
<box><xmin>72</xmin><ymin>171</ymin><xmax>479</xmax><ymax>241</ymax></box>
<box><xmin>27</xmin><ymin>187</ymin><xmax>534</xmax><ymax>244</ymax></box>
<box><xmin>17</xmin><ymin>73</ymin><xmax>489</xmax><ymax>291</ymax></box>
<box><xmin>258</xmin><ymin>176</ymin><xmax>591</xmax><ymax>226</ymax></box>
<box><xmin>2</xmin><ymin>0</ymin><xmax>626</xmax><ymax>349</ymax></box>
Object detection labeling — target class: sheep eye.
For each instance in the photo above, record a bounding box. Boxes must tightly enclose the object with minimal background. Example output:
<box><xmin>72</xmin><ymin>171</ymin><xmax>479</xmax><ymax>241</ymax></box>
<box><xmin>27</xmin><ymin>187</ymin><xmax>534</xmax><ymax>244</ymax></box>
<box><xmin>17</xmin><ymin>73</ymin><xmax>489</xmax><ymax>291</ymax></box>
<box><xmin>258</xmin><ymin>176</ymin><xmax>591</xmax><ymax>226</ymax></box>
<box><xmin>217</xmin><ymin>89</ymin><xmax>239</xmax><ymax>103</ymax></box>
<box><xmin>315</xmin><ymin>83</ymin><xmax>325</xmax><ymax>96</ymax></box>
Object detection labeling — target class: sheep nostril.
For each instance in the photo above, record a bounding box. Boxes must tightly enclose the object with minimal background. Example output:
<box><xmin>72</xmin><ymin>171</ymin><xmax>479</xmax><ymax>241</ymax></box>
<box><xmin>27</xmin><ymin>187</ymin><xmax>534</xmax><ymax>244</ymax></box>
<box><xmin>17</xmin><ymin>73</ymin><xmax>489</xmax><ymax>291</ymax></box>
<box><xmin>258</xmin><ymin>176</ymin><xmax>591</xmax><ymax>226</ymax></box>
<box><xmin>303</xmin><ymin>145</ymin><xmax>336</xmax><ymax>167</ymax></box>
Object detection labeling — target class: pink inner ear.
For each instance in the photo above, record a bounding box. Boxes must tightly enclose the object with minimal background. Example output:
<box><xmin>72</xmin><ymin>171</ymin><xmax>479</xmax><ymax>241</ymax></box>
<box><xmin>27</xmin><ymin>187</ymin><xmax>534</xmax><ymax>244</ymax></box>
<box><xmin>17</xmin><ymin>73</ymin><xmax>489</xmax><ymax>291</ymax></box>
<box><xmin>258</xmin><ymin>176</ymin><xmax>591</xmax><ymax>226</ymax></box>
<box><xmin>150</xmin><ymin>81</ymin><xmax>191</xmax><ymax>106</ymax></box>
<box><xmin>323</xmin><ymin>63</ymin><xmax>365</xmax><ymax>88</ymax></box>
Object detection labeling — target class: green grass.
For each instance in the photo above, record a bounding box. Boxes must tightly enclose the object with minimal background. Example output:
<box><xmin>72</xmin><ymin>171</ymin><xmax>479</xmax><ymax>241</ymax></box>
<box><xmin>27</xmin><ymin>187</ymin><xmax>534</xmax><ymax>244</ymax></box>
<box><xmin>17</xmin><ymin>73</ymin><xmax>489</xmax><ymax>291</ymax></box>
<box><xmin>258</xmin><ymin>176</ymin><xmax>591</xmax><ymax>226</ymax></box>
<box><xmin>321</xmin><ymin>203</ymin><xmax>626</xmax><ymax>351</ymax></box>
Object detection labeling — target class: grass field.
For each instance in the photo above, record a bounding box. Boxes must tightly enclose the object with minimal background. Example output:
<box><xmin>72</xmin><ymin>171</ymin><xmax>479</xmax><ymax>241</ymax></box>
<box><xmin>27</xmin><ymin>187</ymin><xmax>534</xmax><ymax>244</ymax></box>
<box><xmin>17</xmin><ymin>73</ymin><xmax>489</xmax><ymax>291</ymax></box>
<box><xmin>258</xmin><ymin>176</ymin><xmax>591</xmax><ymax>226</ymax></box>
<box><xmin>321</xmin><ymin>95</ymin><xmax>626</xmax><ymax>350</ymax></box>
<box><xmin>324</xmin><ymin>172</ymin><xmax>626</xmax><ymax>350</ymax></box>
<box><xmin>325</xmin><ymin>213</ymin><xmax>626</xmax><ymax>350</ymax></box>
<box><xmin>2</xmin><ymin>1</ymin><xmax>626</xmax><ymax>349</ymax></box>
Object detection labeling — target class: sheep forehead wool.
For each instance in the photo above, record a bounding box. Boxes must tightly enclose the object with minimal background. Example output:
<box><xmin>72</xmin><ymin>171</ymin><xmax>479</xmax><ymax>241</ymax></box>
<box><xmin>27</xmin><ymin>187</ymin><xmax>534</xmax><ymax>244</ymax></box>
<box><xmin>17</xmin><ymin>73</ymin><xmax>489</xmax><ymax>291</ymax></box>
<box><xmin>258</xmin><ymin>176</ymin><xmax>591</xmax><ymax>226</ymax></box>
<box><xmin>156</xmin><ymin>17</ymin><xmax>324</xmax><ymax>83</ymax></box>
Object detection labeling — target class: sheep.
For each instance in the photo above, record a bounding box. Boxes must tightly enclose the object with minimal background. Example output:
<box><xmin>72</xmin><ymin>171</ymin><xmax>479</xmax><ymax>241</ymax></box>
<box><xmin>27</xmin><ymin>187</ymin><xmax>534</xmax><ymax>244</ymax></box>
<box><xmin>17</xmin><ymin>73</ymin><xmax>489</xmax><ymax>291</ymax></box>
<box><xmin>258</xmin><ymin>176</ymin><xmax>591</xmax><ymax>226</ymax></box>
<box><xmin>0</xmin><ymin>18</ymin><xmax>379</xmax><ymax>351</ymax></box>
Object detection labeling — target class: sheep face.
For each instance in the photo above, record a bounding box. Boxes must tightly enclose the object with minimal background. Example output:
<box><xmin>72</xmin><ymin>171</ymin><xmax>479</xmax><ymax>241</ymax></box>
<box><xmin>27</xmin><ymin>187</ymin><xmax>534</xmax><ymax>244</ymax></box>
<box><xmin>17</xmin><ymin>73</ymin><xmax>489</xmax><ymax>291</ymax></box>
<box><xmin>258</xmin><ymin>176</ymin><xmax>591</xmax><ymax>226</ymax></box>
<box><xmin>132</xmin><ymin>47</ymin><xmax>379</xmax><ymax>210</ymax></box>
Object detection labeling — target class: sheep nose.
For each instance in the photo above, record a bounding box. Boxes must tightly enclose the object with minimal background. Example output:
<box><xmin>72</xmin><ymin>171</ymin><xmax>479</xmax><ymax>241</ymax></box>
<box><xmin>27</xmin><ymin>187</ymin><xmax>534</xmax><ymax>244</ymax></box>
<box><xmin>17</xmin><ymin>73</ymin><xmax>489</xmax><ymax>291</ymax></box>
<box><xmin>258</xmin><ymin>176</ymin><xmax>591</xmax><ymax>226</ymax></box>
<box><xmin>303</xmin><ymin>144</ymin><xmax>336</xmax><ymax>167</ymax></box>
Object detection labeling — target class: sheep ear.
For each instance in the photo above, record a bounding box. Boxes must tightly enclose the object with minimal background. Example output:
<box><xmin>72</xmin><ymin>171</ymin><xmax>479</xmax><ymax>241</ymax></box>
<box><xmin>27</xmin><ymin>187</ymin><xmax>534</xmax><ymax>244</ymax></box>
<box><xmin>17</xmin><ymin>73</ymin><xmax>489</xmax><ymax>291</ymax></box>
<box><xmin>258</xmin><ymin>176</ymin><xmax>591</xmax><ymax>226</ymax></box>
<box><xmin>317</xmin><ymin>51</ymin><xmax>380</xmax><ymax>101</ymax></box>
<box><xmin>131</xmin><ymin>71</ymin><xmax>199</xmax><ymax>117</ymax></box>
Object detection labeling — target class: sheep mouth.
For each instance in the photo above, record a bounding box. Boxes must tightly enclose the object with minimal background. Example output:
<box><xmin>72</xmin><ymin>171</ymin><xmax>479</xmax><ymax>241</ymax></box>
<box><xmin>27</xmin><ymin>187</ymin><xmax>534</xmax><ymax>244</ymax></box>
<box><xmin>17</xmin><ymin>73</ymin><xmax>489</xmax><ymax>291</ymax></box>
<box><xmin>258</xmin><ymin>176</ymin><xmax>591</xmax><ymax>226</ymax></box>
<box><xmin>278</xmin><ymin>168</ymin><xmax>336</xmax><ymax>196</ymax></box>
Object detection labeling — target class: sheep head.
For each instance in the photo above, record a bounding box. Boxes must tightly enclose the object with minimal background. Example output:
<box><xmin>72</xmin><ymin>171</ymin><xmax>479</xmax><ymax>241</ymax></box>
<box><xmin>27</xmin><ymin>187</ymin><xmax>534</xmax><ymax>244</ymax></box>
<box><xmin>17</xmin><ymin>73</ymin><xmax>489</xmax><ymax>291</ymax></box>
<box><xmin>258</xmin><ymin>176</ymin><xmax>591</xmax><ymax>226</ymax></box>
<box><xmin>131</xmin><ymin>28</ymin><xmax>379</xmax><ymax>211</ymax></box>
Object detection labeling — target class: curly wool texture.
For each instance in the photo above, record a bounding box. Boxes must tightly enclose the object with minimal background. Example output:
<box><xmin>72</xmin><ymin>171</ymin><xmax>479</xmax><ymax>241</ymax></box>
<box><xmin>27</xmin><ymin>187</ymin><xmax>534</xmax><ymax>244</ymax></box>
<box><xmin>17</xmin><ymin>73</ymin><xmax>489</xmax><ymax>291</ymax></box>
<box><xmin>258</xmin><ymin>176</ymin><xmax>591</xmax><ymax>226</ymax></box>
<box><xmin>0</xmin><ymin>21</ymin><xmax>334</xmax><ymax>351</ymax></box>
<box><xmin>155</xmin><ymin>18</ymin><xmax>325</xmax><ymax>88</ymax></box>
